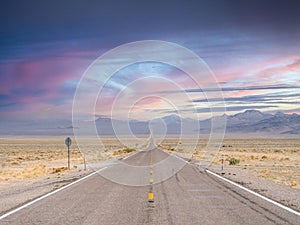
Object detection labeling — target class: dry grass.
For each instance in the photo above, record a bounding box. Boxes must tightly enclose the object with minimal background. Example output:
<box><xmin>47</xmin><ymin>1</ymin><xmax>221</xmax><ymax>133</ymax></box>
<box><xmin>255</xmin><ymin>168</ymin><xmax>299</xmax><ymax>188</ymax></box>
<box><xmin>0</xmin><ymin>164</ymin><xmax>49</xmax><ymax>181</ymax></box>
<box><xmin>213</xmin><ymin>139</ymin><xmax>300</xmax><ymax>168</ymax></box>
<box><xmin>0</xmin><ymin>137</ymin><xmax>135</xmax><ymax>182</ymax></box>
<box><xmin>1</xmin><ymin>137</ymin><xmax>299</xmax><ymax>188</ymax></box>
<box><xmin>159</xmin><ymin>138</ymin><xmax>300</xmax><ymax>188</ymax></box>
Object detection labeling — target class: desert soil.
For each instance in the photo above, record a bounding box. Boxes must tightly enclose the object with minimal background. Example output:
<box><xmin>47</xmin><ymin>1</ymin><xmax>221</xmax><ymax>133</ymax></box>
<box><xmin>0</xmin><ymin>137</ymin><xmax>299</xmax><ymax>214</ymax></box>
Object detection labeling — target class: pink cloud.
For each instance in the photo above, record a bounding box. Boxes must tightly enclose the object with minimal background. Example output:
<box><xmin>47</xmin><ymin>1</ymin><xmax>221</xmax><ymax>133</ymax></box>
<box><xmin>130</xmin><ymin>97</ymin><xmax>162</xmax><ymax>112</ymax></box>
<box><xmin>0</xmin><ymin>49</ymin><xmax>98</xmax><ymax>120</ymax></box>
<box><xmin>257</xmin><ymin>59</ymin><xmax>300</xmax><ymax>77</ymax></box>
<box><xmin>214</xmin><ymin>55</ymin><xmax>300</xmax><ymax>85</ymax></box>
<box><xmin>1</xmin><ymin>51</ymin><xmax>92</xmax><ymax>103</ymax></box>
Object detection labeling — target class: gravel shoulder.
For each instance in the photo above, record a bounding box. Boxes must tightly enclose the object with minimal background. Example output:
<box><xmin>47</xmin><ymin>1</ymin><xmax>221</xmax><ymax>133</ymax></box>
<box><xmin>208</xmin><ymin>165</ymin><xmax>300</xmax><ymax>212</ymax></box>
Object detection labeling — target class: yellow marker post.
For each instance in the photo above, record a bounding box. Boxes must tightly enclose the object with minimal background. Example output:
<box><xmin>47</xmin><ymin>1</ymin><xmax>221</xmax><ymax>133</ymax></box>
<box><xmin>149</xmin><ymin>177</ymin><xmax>154</xmax><ymax>183</ymax></box>
<box><xmin>148</xmin><ymin>192</ymin><xmax>154</xmax><ymax>202</ymax></box>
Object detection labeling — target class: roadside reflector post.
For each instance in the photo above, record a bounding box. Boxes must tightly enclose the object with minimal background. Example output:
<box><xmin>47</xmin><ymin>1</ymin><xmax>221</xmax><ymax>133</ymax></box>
<box><xmin>83</xmin><ymin>155</ymin><xmax>86</xmax><ymax>171</ymax></box>
<box><xmin>65</xmin><ymin>137</ymin><xmax>72</xmax><ymax>169</ymax></box>
<box><xmin>221</xmin><ymin>154</ymin><xmax>224</xmax><ymax>171</ymax></box>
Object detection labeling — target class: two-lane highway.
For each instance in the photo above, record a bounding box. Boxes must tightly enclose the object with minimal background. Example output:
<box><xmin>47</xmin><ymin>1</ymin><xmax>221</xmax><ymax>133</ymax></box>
<box><xmin>1</xmin><ymin>148</ymin><xmax>299</xmax><ymax>224</ymax></box>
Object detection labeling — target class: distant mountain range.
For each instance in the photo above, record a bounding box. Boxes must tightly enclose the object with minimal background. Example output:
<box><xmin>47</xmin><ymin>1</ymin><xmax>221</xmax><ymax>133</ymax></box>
<box><xmin>1</xmin><ymin>110</ymin><xmax>300</xmax><ymax>136</ymax></box>
<box><xmin>224</xmin><ymin>110</ymin><xmax>300</xmax><ymax>135</ymax></box>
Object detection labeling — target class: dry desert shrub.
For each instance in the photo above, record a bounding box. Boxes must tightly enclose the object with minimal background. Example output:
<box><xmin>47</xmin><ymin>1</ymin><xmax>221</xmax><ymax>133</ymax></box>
<box><xmin>228</xmin><ymin>158</ymin><xmax>240</xmax><ymax>165</ymax></box>
<box><xmin>113</xmin><ymin>148</ymin><xmax>136</xmax><ymax>156</ymax></box>
<box><xmin>51</xmin><ymin>167</ymin><xmax>68</xmax><ymax>173</ymax></box>
<box><xmin>0</xmin><ymin>164</ymin><xmax>50</xmax><ymax>181</ymax></box>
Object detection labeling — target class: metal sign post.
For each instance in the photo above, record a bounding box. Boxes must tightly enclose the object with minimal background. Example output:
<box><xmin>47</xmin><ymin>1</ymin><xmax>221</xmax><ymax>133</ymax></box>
<box><xmin>65</xmin><ymin>137</ymin><xmax>72</xmax><ymax>169</ymax></box>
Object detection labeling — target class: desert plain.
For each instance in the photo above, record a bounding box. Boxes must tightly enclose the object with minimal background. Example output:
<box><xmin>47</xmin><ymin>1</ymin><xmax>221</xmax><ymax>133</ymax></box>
<box><xmin>0</xmin><ymin>137</ymin><xmax>299</xmax><ymax>213</ymax></box>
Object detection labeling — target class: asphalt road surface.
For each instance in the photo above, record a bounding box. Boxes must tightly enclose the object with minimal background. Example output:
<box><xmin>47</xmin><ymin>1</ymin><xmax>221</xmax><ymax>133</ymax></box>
<box><xmin>1</xmin><ymin>148</ymin><xmax>299</xmax><ymax>225</ymax></box>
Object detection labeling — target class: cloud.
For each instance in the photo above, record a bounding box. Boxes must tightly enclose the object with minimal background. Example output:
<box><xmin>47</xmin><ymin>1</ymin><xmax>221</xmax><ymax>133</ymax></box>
<box><xmin>257</xmin><ymin>59</ymin><xmax>300</xmax><ymax>78</ymax></box>
<box><xmin>193</xmin><ymin>92</ymin><xmax>300</xmax><ymax>104</ymax></box>
<box><xmin>190</xmin><ymin>84</ymin><xmax>300</xmax><ymax>93</ymax></box>
<box><xmin>0</xmin><ymin>48</ymin><xmax>94</xmax><ymax>117</ymax></box>
<box><xmin>159</xmin><ymin>84</ymin><xmax>300</xmax><ymax>95</ymax></box>
<box><xmin>266</xmin><ymin>101</ymin><xmax>300</xmax><ymax>105</ymax></box>
<box><xmin>0</xmin><ymin>102</ymin><xmax>17</xmax><ymax>108</ymax></box>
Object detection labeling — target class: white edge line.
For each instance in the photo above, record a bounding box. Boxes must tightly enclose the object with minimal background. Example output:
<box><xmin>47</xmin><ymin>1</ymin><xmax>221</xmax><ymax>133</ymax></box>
<box><xmin>0</xmin><ymin>166</ymin><xmax>107</xmax><ymax>220</ymax></box>
<box><xmin>171</xmin><ymin>152</ymin><xmax>191</xmax><ymax>164</ymax></box>
<box><xmin>206</xmin><ymin>169</ymin><xmax>300</xmax><ymax>217</ymax></box>
<box><xmin>122</xmin><ymin>150</ymin><xmax>140</xmax><ymax>160</ymax></box>
<box><xmin>122</xmin><ymin>147</ymin><xmax>154</xmax><ymax>160</ymax></box>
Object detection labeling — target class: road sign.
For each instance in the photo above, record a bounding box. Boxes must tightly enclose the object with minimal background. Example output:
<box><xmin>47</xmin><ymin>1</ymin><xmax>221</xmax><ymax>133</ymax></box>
<box><xmin>65</xmin><ymin>137</ymin><xmax>72</xmax><ymax>147</ymax></box>
<box><xmin>65</xmin><ymin>137</ymin><xmax>72</xmax><ymax>169</ymax></box>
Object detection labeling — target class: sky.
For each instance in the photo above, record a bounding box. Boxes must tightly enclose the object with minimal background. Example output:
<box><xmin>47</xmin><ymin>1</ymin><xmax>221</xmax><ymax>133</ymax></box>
<box><xmin>1</xmin><ymin>0</ymin><xmax>300</xmax><ymax>123</ymax></box>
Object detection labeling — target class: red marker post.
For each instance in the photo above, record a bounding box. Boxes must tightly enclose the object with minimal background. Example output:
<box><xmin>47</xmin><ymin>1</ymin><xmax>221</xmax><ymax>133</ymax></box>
<box><xmin>221</xmin><ymin>154</ymin><xmax>224</xmax><ymax>171</ymax></box>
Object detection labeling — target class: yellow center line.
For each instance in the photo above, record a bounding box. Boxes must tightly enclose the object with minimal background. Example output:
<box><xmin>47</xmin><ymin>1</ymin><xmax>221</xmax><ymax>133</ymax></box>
<box><xmin>148</xmin><ymin>149</ymin><xmax>154</xmax><ymax>202</ymax></box>
<box><xmin>148</xmin><ymin>192</ymin><xmax>154</xmax><ymax>202</ymax></box>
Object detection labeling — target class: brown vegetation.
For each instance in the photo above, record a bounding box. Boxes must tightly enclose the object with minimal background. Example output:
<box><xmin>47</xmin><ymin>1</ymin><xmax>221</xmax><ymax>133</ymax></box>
<box><xmin>0</xmin><ymin>137</ymin><xmax>129</xmax><ymax>182</ymax></box>
<box><xmin>1</xmin><ymin>137</ymin><xmax>299</xmax><ymax>188</ymax></box>
<box><xmin>159</xmin><ymin>138</ymin><xmax>300</xmax><ymax>188</ymax></box>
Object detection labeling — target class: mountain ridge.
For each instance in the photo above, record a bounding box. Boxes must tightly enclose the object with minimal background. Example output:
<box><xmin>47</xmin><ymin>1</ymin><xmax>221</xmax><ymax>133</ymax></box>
<box><xmin>1</xmin><ymin>110</ymin><xmax>300</xmax><ymax>136</ymax></box>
